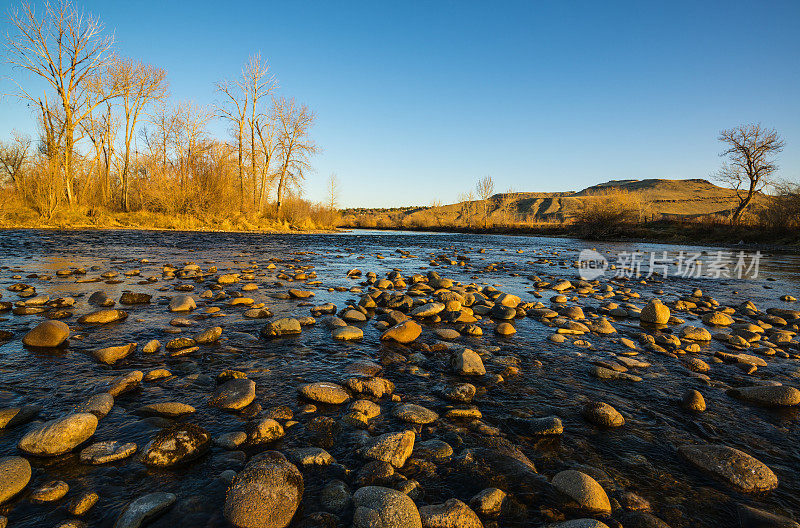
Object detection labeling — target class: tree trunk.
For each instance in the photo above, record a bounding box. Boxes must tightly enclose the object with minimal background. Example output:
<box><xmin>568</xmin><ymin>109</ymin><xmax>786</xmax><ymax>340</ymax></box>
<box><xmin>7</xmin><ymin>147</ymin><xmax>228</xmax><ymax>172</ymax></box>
<box><xmin>731</xmin><ymin>190</ymin><xmax>754</xmax><ymax>224</ymax></box>
<box><xmin>64</xmin><ymin>118</ymin><xmax>75</xmax><ymax>206</ymax></box>
<box><xmin>238</xmin><ymin>121</ymin><xmax>244</xmax><ymax>213</ymax></box>
<box><xmin>251</xmin><ymin>122</ymin><xmax>257</xmax><ymax>211</ymax></box>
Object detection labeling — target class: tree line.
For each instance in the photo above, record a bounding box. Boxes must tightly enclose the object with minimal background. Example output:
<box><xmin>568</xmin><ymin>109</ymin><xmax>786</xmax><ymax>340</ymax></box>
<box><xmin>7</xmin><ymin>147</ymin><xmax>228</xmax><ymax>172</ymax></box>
<box><xmin>1</xmin><ymin>1</ymin><xmax>329</xmax><ymax>227</ymax></box>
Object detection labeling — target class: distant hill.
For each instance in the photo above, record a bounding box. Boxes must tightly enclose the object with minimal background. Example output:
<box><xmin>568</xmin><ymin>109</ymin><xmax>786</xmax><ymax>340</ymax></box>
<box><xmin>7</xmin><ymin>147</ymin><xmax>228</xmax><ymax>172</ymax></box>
<box><xmin>341</xmin><ymin>178</ymin><xmax>762</xmax><ymax>227</ymax></box>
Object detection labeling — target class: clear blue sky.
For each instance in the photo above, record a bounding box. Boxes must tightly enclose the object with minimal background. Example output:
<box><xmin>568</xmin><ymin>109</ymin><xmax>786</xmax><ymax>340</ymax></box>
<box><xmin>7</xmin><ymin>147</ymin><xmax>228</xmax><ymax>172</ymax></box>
<box><xmin>2</xmin><ymin>0</ymin><xmax>799</xmax><ymax>208</ymax></box>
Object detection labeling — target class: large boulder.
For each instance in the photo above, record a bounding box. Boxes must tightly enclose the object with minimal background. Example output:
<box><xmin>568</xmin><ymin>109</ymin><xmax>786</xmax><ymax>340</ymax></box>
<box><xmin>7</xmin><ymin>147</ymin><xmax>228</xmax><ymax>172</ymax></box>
<box><xmin>581</xmin><ymin>402</ymin><xmax>624</xmax><ymax>428</ymax></box>
<box><xmin>210</xmin><ymin>378</ymin><xmax>256</xmax><ymax>410</ymax></box>
<box><xmin>381</xmin><ymin>321</ymin><xmax>422</xmax><ymax>344</ymax></box>
<box><xmin>0</xmin><ymin>405</ymin><xmax>41</xmax><ymax>430</ymax></box>
<box><xmin>224</xmin><ymin>451</ymin><xmax>303</xmax><ymax>528</ymax></box>
<box><xmin>261</xmin><ymin>318</ymin><xmax>301</xmax><ymax>337</ymax></box>
<box><xmin>551</xmin><ymin>470</ymin><xmax>611</xmax><ymax>514</ymax></box>
<box><xmin>168</xmin><ymin>295</ymin><xmax>196</xmax><ymax>312</ymax></box>
<box><xmin>735</xmin><ymin>503</ymin><xmax>800</xmax><ymax>528</ymax></box>
<box><xmin>298</xmin><ymin>382</ymin><xmax>350</xmax><ymax>404</ymax></box>
<box><xmin>728</xmin><ymin>385</ymin><xmax>800</xmax><ymax>407</ymax></box>
<box><xmin>141</xmin><ymin>424</ymin><xmax>210</xmax><ymax>467</ymax></box>
<box><xmin>120</xmin><ymin>291</ymin><xmax>152</xmax><ymax>305</ymax></box>
<box><xmin>80</xmin><ymin>441</ymin><xmax>138</xmax><ymax>464</ymax></box>
<box><xmin>0</xmin><ymin>456</ymin><xmax>31</xmax><ymax>504</ymax></box>
<box><xmin>640</xmin><ymin>300</ymin><xmax>670</xmax><ymax>325</ymax></box>
<box><xmin>678</xmin><ymin>444</ymin><xmax>778</xmax><ymax>492</ymax></box>
<box><xmin>22</xmin><ymin>320</ymin><xmax>70</xmax><ymax>348</ymax></box>
<box><xmin>393</xmin><ymin>404</ymin><xmax>438</xmax><ymax>425</ymax></box>
<box><xmin>362</xmin><ymin>430</ymin><xmax>415</xmax><ymax>468</ymax></box>
<box><xmin>453</xmin><ymin>349</ymin><xmax>485</xmax><ymax>376</ymax></box>
<box><xmin>92</xmin><ymin>343</ymin><xmax>137</xmax><ymax>364</ymax></box>
<box><xmin>18</xmin><ymin>413</ymin><xmax>98</xmax><ymax>456</ymax></box>
<box><xmin>194</xmin><ymin>326</ymin><xmax>223</xmax><ymax>344</ymax></box>
<box><xmin>418</xmin><ymin>498</ymin><xmax>483</xmax><ymax>528</ymax></box>
<box><xmin>78</xmin><ymin>309</ymin><xmax>128</xmax><ymax>324</ymax></box>
<box><xmin>352</xmin><ymin>486</ymin><xmax>422</xmax><ymax>528</ymax></box>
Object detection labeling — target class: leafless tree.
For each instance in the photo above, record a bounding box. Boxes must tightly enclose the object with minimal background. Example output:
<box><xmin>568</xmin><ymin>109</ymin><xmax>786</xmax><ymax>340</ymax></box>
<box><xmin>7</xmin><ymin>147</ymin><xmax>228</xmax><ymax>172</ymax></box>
<box><xmin>716</xmin><ymin>124</ymin><xmax>785</xmax><ymax>224</ymax></box>
<box><xmin>243</xmin><ymin>54</ymin><xmax>276</xmax><ymax>210</ymax></box>
<box><xmin>458</xmin><ymin>191</ymin><xmax>475</xmax><ymax>228</ymax></box>
<box><xmin>216</xmin><ymin>70</ymin><xmax>249</xmax><ymax>211</ymax></box>
<box><xmin>429</xmin><ymin>198</ymin><xmax>446</xmax><ymax>227</ymax></box>
<box><xmin>0</xmin><ymin>132</ymin><xmax>32</xmax><ymax>188</ymax></box>
<box><xmin>475</xmin><ymin>175</ymin><xmax>494</xmax><ymax>228</ymax></box>
<box><xmin>254</xmin><ymin>109</ymin><xmax>278</xmax><ymax>211</ymax></box>
<box><xmin>81</xmin><ymin>100</ymin><xmax>117</xmax><ymax>204</ymax></box>
<box><xmin>108</xmin><ymin>57</ymin><xmax>168</xmax><ymax>210</ymax></box>
<box><xmin>274</xmin><ymin>97</ymin><xmax>317</xmax><ymax>218</ymax></box>
<box><xmin>327</xmin><ymin>173</ymin><xmax>340</xmax><ymax>211</ymax></box>
<box><xmin>6</xmin><ymin>0</ymin><xmax>119</xmax><ymax>205</ymax></box>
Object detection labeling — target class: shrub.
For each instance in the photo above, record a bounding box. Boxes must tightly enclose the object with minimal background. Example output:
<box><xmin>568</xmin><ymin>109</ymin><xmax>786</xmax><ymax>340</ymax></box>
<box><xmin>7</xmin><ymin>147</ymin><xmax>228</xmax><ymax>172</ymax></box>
<box><xmin>572</xmin><ymin>190</ymin><xmax>646</xmax><ymax>238</ymax></box>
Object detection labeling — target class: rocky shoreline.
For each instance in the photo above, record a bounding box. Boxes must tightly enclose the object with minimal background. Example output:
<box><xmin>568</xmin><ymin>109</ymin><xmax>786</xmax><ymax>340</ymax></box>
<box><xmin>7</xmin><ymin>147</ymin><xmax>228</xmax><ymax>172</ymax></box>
<box><xmin>1</xmin><ymin>234</ymin><xmax>799</xmax><ymax>528</ymax></box>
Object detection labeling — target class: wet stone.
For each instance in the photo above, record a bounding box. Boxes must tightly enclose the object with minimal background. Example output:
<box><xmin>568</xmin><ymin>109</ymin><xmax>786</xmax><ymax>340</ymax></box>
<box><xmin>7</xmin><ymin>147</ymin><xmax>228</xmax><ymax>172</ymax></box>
<box><xmin>114</xmin><ymin>492</ymin><xmax>176</xmax><ymax>528</ymax></box>
<box><xmin>0</xmin><ymin>456</ymin><xmax>31</xmax><ymax>504</ymax></box>
<box><xmin>67</xmin><ymin>491</ymin><xmax>99</xmax><ymax>515</ymax></box>
<box><xmin>224</xmin><ymin>451</ymin><xmax>304</xmax><ymax>528</ymax></box>
<box><xmin>0</xmin><ymin>405</ymin><xmax>41</xmax><ymax>430</ymax></box>
<box><xmin>80</xmin><ymin>441</ymin><xmax>137</xmax><ymax>464</ymax></box>
<box><xmin>30</xmin><ymin>480</ymin><xmax>69</xmax><ymax>503</ymax></box>
<box><xmin>18</xmin><ymin>413</ymin><xmax>98</xmax><ymax>456</ymax></box>
<box><xmin>352</xmin><ymin>485</ymin><xmax>422</xmax><ymax>528</ymax></box>
<box><xmin>22</xmin><ymin>320</ymin><xmax>70</xmax><ymax>348</ymax></box>
<box><xmin>679</xmin><ymin>444</ymin><xmax>778</xmax><ymax>492</ymax></box>
<box><xmin>210</xmin><ymin>378</ymin><xmax>256</xmax><ymax>410</ymax></box>
<box><xmin>141</xmin><ymin>424</ymin><xmax>210</xmax><ymax>467</ymax></box>
<box><xmin>582</xmin><ymin>402</ymin><xmax>624</xmax><ymax>428</ymax></box>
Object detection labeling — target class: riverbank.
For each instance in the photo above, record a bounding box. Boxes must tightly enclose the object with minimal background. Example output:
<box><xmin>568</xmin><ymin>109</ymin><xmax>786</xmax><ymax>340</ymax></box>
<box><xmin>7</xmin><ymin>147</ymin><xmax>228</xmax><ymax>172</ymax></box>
<box><xmin>338</xmin><ymin>220</ymin><xmax>800</xmax><ymax>250</ymax></box>
<box><xmin>0</xmin><ymin>206</ymin><xmax>339</xmax><ymax>233</ymax></box>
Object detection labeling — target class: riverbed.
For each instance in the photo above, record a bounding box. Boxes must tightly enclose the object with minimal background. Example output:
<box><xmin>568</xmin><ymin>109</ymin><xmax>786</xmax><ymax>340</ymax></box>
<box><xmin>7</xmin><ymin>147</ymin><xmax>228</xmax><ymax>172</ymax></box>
<box><xmin>1</xmin><ymin>228</ymin><xmax>799</xmax><ymax>528</ymax></box>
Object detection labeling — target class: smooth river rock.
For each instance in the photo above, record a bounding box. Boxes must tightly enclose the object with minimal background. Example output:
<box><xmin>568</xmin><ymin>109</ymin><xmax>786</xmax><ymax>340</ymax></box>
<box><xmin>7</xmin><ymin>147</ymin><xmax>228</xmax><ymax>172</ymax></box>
<box><xmin>18</xmin><ymin>413</ymin><xmax>98</xmax><ymax>456</ymax></box>
<box><xmin>114</xmin><ymin>492</ymin><xmax>176</xmax><ymax>528</ymax></box>
<box><xmin>352</xmin><ymin>485</ymin><xmax>422</xmax><ymax>528</ymax></box>
<box><xmin>210</xmin><ymin>378</ymin><xmax>257</xmax><ymax>410</ymax></box>
<box><xmin>22</xmin><ymin>320</ymin><xmax>70</xmax><ymax>347</ymax></box>
<box><xmin>551</xmin><ymin>470</ymin><xmax>611</xmax><ymax>514</ymax></box>
<box><xmin>679</xmin><ymin>444</ymin><xmax>778</xmax><ymax>492</ymax></box>
<box><xmin>141</xmin><ymin>423</ymin><xmax>210</xmax><ymax>467</ymax></box>
<box><xmin>0</xmin><ymin>456</ymin><xmax>31</xmax><ymax>504</ymax></box>
<box><xmin>223</xmin><ymin>451</ymin><xmax>304</xmax><ymax>528</ymax></box>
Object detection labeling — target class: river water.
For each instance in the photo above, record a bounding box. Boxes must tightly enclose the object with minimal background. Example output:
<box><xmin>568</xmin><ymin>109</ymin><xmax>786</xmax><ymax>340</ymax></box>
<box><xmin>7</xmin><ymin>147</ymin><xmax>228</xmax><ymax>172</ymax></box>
<box><xmin>1</xmin><ymin>228</ymin><xmax>799</xmax><ymax>527</ymax></box>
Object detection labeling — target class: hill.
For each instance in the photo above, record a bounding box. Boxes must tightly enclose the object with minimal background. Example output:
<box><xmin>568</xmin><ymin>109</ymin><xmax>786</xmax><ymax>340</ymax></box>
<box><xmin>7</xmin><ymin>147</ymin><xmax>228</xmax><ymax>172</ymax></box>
<box><xmin>341</xmin><ymin>178</ymin><xmax>759</xmax><ymax>228</ymax></box>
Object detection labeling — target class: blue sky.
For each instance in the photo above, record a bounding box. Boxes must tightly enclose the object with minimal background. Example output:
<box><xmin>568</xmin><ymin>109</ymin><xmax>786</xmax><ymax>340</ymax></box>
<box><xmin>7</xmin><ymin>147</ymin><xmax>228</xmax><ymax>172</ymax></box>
<box><xmin>1</xmin><ymin>0</ymin><xmax>798</xmax><ymax>207</ymax></box>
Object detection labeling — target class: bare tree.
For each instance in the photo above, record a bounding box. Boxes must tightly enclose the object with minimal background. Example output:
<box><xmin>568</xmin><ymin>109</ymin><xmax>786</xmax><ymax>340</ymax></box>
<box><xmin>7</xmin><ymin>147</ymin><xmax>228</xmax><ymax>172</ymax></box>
<box><xmin>7</xmin><ymin>0</ymin><xmax>119</xmax><ymax>205</ymax></box>
<box><xmin>0</xmin><ymin>132</ymin><xmax>32</xmax><ymax>188</ymax></box>
<box><xmin>429</xmin><ymin>198</ymin><xmax>446</xmax><ymax>227</ymax></box>
<box><xmin>498</xmin><ymin>187</ymin><xmax>517</xmax><ymax>226</ymax></box>
<box><xmin>81</xmin><ymin>100</ymin><xmax>116</xmax><ymax>204</ymax></box>
<box><xmin>254</xmin><ymin>109</ymin><xmax>278</xmax><ymax>211</ymax></box>
<box><xmin>458</xmin><ymin>191</ymin><xmax>475</xmax><ymax>228</ymax></box>
<box><xmin>216</xmin><ymin>70</ymin><xmax>249</xmax><ymax>212</ymax></box>
<box><xmin>326</xmin><ymin>173</ymin><xmax>340</xmax><ymax>211</ymax></box>
<box><xmin>717</xmin><ymin>124</ymin><xmax>785</xmax><ymax>224</ymax></box>
<box><xmin>243</xmin><ymin>54</ymin><xmax>276</xmax><ymax>210</ymax></box>
<box><xmin>274</xmin><ymin>97</ymin><xmax>317</xmax><ymax>218</ymax></box>
<box><xmin>475</xmin><ymin>175</ymin><xmax>495</xmax><ymax>228</ymax></box>
<box><xmin>108</xmin><ymin>58</ymin><xmax>168</xmax><ymax>210</ymax></box>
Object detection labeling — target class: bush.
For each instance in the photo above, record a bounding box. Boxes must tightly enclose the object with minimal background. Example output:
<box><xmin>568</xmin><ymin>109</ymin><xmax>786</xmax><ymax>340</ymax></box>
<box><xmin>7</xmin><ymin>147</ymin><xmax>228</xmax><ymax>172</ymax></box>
<box><xmin>756</xmin><ymin>183</ymin><xmax>800</xmax><ymax>231</ymax></box>
<box><xmin>572</xmin><ymin>190</ymin><xmax>646</xmax><ymax>238</ymax></box>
